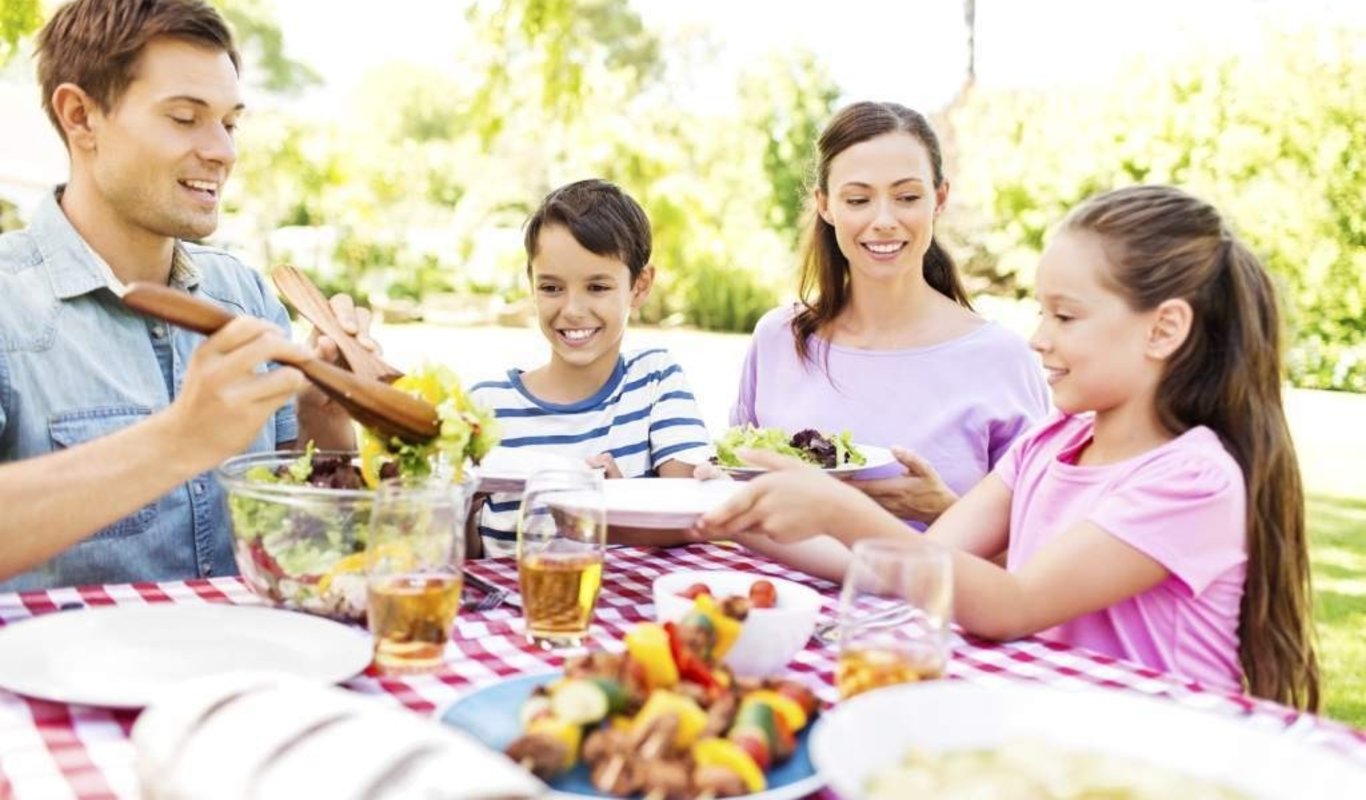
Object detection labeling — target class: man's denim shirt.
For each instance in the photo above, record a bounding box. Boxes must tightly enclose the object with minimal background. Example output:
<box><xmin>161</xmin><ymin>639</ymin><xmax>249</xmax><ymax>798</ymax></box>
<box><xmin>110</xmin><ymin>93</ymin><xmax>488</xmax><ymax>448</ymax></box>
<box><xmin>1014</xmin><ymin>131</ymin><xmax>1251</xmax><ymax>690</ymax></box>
<box><xmin>0</xmin><ymin>189</ymin><xmax>297</xmax><ymax>591</ymax></box>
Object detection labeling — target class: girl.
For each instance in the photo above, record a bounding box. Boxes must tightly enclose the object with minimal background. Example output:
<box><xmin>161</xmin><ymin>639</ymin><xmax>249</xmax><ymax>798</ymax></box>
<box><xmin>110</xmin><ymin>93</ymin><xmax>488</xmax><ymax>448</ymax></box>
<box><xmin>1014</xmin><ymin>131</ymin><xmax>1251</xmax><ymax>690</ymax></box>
<box><xmin>698</xmin><ymin>185</ymin><xmax>1319</xmax><ymax>710</ymax></box>
<box><xmin>730</xmin><ymin>101</ymin><xmax>1047</xmax><ymax>528</ymax></box>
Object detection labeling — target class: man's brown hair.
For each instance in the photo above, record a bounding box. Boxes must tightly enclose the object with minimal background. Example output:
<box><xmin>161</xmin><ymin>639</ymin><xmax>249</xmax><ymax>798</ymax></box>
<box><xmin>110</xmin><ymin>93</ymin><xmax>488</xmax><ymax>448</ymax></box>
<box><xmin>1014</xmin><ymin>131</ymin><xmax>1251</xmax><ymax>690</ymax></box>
<box><xmin>36</xmin><ymin>0</ymin><xmax>240</xmax><ymax>144</ymax></box>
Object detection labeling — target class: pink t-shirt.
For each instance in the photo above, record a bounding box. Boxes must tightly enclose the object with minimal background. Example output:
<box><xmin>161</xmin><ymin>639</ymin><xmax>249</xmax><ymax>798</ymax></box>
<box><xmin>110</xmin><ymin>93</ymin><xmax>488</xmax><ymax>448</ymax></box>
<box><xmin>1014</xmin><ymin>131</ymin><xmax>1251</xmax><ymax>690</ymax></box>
<box><xmin>732</xmin><ymin>305</ymin><xmax>1049</xmax><ymax>527</ymax></box>
<box><xmin>995</xmin><ymin>413</ymin><xmax>1248</xmax><ymax>692</ymax></box>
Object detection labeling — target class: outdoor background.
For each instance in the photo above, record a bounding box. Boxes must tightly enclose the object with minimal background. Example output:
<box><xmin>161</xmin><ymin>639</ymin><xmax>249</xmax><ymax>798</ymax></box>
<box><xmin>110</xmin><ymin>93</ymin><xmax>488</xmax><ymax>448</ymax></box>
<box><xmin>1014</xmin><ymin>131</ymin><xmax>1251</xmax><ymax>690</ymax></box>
<box><xmin>2</xmin><ymin>0</ymin><xmax>1363</xmax><ymax>723</ymax></box>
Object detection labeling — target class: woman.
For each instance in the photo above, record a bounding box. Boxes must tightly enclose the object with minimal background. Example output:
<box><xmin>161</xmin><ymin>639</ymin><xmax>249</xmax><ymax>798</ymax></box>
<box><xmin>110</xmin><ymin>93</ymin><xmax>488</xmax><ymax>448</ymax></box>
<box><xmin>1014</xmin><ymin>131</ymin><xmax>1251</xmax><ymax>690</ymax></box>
<box><xmin>731</xmin><ymin>101</ymin><xmax>1048</xmax><ymax>528</ymax></box>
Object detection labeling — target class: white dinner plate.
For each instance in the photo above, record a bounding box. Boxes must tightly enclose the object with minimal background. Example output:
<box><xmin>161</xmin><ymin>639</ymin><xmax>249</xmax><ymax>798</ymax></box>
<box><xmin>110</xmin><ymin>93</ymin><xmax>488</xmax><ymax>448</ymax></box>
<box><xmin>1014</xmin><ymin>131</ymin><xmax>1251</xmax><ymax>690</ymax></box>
<box><xmin>551</xmin><ymin>478</ymin><xmax>746</xmax><ymax>529</ymax></box>
<box><xmin>0</xmin><ymin>604</ymin><xmax>372</xmax><ymax>708</ymax></box>
<box><xmin>692</xmin><ymin>444</ymin><xmax>898</xmax><ymax>480</ymax></box>
<box><xmin>810</xmin><ymin>681</ymin><xmax>1366</xmax><ymax>799</ymax></box>
<box><xmin>475</xmin><ymin>447</ymin><xmax>600</xmax><ymax>494</ymax></box>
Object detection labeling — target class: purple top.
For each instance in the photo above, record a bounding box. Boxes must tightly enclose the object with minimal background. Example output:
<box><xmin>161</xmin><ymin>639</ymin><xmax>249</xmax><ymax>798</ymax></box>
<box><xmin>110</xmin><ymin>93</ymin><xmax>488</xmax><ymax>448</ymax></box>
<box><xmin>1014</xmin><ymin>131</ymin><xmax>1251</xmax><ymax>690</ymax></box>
<box><xmin>732</xmin><ymin>305</ymin><xmax>1050</xmax><ymax>508</ymax></box>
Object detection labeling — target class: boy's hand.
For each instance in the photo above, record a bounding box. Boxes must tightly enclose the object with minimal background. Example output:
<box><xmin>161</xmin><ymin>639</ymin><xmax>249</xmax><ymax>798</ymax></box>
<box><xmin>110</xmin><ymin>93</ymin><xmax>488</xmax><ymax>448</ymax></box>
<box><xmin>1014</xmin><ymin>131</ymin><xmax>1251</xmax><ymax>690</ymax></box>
<box><xmin>847</xmin><ymin>446</ymin><xmax>958</xmax><ymax>524</ymax></box>
<box><xmin>586</xmin><ymin>453</ymin><xmax>623</xmax><ymax>479</ymax></box>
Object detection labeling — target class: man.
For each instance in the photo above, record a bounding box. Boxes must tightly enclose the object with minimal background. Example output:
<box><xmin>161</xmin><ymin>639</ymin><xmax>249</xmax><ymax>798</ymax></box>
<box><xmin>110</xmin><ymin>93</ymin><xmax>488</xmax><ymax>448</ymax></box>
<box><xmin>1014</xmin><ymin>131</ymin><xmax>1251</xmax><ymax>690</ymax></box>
<box><xmin>0</xmin><ymin>0</ymin><xmax>369</xmax><ymax>588</ymax></box>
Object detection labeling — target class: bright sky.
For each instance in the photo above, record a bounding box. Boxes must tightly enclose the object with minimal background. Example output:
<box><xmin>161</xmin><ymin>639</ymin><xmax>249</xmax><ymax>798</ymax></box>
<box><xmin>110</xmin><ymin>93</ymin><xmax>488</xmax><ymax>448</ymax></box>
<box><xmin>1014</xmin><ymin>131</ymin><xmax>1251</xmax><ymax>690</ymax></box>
<box><xmin>270</xmin><ymin>0</ymin><xmax>1363</xmax><ymax>118</ymax></box>
<box><xmin>3</xmin><ymin>0</ymin><xmax>1361</xmax><ymax>206</ymax></box>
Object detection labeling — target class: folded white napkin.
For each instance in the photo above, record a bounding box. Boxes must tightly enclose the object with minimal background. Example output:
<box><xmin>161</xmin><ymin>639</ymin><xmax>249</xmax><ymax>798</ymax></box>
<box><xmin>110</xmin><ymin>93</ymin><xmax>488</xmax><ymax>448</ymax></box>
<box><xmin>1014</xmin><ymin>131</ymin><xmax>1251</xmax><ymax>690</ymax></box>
<box><xmin>132</xmin><ymin>671</ymin><xmax>545</xmax><ymax>800</ymax></box>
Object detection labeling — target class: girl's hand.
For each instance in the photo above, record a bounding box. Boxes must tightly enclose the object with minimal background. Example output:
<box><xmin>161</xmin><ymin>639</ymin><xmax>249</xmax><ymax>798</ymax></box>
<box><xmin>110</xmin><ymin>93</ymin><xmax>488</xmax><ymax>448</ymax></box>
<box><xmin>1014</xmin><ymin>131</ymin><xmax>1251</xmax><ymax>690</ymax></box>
<box><xmin>586</xmin><ymin>453</ymin><xmax>623</xmax><ymax>479</ymax></box>
<box><xmin>693</xmin><ymin>449</ymin><xmax>869</xmax><ymax>543</ymax></box>
<box><xmin>848</xmin><ymin>446</ymin><xmax>958</xmax><ymax>524</ymax></box>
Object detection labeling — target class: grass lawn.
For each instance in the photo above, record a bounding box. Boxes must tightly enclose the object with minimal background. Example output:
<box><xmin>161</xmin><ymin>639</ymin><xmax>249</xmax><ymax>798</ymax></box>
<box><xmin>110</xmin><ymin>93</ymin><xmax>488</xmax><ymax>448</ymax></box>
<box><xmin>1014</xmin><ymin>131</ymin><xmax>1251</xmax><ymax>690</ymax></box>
<box><xmin>1310</xmin><ymin>493</ymin><xmax>1366</xmax><ymax>727</ymax></box>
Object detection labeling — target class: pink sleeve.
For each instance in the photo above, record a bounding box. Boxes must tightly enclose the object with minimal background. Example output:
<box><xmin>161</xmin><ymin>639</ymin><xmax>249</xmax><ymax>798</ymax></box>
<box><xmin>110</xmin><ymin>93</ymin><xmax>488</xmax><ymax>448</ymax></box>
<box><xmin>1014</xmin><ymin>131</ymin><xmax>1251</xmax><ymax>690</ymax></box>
<box><xmin>991</xmin><ymin>412</ymin><xmax>1066</xmax><ymax>490</ymax></box>
<box><xmin>1088</xmin><ymin>453</ymin><xmax>1246</xmax><ymax>595</ymax></box>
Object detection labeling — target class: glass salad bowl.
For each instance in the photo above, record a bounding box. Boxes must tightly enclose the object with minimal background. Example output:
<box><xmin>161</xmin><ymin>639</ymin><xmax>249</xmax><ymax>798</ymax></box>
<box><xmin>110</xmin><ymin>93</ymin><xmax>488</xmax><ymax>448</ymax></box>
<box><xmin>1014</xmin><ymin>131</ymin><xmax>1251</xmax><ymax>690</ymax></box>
<box><xmin>216</xmin><ymin>450</ymin><xmax>473</xmax><ymax>623</ymax></box>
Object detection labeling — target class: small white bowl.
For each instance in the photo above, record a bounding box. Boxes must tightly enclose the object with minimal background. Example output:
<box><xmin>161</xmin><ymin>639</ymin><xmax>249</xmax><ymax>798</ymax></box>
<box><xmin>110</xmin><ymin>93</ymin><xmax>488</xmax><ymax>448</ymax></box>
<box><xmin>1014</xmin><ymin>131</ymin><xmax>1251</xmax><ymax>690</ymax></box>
<box><xmin>652</xmin><ymin>570</ymin><xmax>822</xmax><ymax>677</ymax></box>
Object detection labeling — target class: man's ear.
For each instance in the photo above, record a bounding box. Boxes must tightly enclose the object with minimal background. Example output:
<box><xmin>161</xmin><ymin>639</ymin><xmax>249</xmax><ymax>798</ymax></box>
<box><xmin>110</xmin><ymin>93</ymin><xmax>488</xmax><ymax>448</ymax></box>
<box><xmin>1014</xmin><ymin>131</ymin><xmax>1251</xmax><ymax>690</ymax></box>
<box><xmin>631</xmin><ymin>264</ymin><xmax>655</xmax><ymax>310</ymax></box>
<box><xmin>51</xmin><ymin>83</ymin><xmax>100</xmax><ymax>152</ymax></box>
<box><xmin>1147</xmin><ymin>298</ymin><xmax>1193</xmax><ymax>360</ymax></box>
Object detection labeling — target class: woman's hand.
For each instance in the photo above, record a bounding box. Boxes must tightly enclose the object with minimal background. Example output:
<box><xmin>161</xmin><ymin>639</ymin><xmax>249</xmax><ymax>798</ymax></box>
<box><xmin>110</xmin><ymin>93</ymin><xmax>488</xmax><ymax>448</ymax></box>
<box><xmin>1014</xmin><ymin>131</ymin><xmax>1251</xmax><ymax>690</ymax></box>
<box><xmin>847</xmin><ymin>446</ymin><xmax>958</xmax><ymax>524</ymax></box>
<box><xmin>692</xmin><ymin>449</ymin><xmax>875</xmax><ymax>544</ymax></box>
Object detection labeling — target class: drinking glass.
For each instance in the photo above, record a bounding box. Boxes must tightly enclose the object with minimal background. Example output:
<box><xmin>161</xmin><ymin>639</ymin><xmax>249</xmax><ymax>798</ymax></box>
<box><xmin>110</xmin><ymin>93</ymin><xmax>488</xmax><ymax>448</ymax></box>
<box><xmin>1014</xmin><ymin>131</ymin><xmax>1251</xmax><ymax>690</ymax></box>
<box><xmin>516</xmin><ymin>468</ymin><xmax>607</xmax><ymax>648</ymax></box>
<box><xmin>365</xmin><ymin>476</ymin><xmax>470</xmax><ymax>674</ymax></box>
<box><xmin>834</xmin><ymin>539</ymin><xmax>952</xmax><ymax>700</ymax></box>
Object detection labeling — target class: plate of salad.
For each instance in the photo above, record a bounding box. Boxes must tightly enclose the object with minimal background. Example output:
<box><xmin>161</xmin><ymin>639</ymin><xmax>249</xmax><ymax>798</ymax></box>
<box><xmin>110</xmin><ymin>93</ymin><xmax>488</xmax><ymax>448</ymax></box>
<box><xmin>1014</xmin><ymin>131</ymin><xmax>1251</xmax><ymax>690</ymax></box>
<box><xmin>707</xmin><ymin>426</ymin><xmax>893</xmax><ymax>478</ymax></box>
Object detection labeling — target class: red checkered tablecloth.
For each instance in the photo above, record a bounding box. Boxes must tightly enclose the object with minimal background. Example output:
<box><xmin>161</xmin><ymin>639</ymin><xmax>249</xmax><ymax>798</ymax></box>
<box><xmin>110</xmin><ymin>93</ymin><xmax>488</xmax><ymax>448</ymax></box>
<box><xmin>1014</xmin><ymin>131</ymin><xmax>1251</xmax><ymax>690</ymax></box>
<box><xmin>1</xmin><ymin>544</ymin><xmax>1362</xmax><ymax>799</ymax></box>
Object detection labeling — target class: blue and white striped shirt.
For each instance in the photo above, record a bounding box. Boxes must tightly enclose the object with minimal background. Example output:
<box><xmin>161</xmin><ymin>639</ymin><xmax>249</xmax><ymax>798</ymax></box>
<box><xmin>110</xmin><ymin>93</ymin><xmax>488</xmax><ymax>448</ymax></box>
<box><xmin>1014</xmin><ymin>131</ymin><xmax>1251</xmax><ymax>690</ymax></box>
<box><xmin>469</xmin><ymin>348</ymin><xmax>711</xmax><ymax>555</ymax></box>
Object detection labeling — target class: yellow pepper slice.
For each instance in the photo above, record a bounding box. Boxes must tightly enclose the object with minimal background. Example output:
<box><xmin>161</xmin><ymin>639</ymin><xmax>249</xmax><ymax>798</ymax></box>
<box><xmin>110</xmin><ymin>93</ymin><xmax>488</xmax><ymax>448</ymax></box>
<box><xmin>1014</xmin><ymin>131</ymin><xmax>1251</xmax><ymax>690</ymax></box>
<box><xmin>527</xmin><ymin>716</ymin><xmax>582</xmax><ymax>772</ymax></box>
<box><xmin>624</xmin><ymin>623</ymin><xmax>679</xmax><ymax>689</ymax></box>
<box><xmin>632</xmin><ymin>690</ymin><xmax>709</xmax><ymax>749</ymax></box>
<box><xmin>693</xmin><ymin>737</ymin><xmax>766</xmax><ymax>793</ymax></box>
<box><xmin>742</xmin><ymin>689</ymin><xmax>809</xmax><ymax>733</ymax></box>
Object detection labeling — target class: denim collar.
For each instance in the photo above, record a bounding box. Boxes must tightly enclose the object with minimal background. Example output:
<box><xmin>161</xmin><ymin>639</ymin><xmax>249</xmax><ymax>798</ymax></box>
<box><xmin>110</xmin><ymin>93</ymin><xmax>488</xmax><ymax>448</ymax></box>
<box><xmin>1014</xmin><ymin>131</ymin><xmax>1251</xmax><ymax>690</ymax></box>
<box><xmin>32</xmin><ymin>186</ymin><xmax>202</xmax><ymax>299</ymax></box>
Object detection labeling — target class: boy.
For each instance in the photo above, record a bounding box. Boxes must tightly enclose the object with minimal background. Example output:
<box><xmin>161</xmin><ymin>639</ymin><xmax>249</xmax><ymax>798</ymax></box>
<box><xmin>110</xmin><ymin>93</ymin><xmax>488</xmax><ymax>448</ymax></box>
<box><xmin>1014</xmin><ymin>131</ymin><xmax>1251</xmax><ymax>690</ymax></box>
<box><xmin>469</xmin><ymin>180</ymin><xmax>711</xmax><ymax>556</ymax></box>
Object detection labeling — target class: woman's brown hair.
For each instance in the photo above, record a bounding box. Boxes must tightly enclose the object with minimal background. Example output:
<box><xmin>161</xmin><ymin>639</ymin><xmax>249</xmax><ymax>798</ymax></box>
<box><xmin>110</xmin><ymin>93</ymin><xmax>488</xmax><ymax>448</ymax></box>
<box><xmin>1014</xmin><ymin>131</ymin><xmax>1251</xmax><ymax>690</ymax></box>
<box><xmin>793</xmin><ymin>101</ymin><xmax>971</xmax><ymax>365</ymax></box>
<box><xmin>36</xmin><ymin>0</ymin><xmax>240</xmax><ymax>145</ymax></box>
<box><xmin>1065</xmin><ymin>185</ymin><xmax>1319</xmax><ymax>710</ymax></box>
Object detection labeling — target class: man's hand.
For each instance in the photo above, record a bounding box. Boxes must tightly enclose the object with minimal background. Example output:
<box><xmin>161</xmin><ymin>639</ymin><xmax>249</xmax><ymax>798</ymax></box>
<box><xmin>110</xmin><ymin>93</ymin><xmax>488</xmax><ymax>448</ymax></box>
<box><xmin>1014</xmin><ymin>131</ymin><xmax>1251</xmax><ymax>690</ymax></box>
<box><xmin>297</xmin><ymin>293</ymin><xmax>380</xmax><ymax>449</ymax></box>
<box><xmin>847</xmin><ymin>447</ymin><xmax>958</xmax><ymax>524</ymax></box>
<box><xmin>165</xmin><ymin>317</ymin><xmax>308</xmax><ymax>471</ymax></box>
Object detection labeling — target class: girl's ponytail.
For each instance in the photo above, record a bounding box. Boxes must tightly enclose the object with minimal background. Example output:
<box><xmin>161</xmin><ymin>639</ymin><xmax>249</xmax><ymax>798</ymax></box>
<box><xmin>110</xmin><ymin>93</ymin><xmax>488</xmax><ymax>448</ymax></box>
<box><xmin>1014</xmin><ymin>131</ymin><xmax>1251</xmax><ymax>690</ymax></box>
<box><xmin>1065</xmin><ymin>186</ymin><xmax>1319</xmax><ymax>710</ymax></box>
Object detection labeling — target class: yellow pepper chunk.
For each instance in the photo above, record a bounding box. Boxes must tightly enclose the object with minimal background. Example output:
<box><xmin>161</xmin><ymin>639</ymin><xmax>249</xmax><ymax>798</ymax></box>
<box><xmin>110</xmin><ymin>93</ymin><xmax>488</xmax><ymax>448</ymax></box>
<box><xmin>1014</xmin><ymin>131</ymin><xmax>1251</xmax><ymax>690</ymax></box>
<box><xmin>527</xmin><ymin>716</ymin><xmax>582</xmax><ymax>771</ymax></box>
<box><xmin>624</xmin><ymin>623</ymin><xmax>679</xmax><ymax>689</ymax></box>
<box><xmin>742</xmin><ymin>689</ymin><xmax>809</xmax><ymax>733</ymax></box>
<box><xmin>691</xmin><ymin>594</ymin><xmax>743</xmax><ymax>661</ymax></box>
<box><xmin>693</xmin><ymin>737</ymin><xmax>766</xmax><ymax>793</ymax></box>
<box><xmin>632</xmin><ymin>690</ymin><xmax>709</xmax><ymax>749</ymax></box>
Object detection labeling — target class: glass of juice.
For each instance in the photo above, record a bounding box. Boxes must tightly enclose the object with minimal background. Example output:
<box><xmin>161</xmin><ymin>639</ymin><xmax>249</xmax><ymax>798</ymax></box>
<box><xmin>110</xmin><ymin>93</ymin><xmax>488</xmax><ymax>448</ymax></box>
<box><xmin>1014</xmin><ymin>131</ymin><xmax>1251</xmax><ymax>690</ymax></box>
<box><xmin>516</xmin><ymin>468</ymin><xmax>606</xmax><ymax>649</ymax></box>
<box><xmin>365</xmin><ymin>476</ymin><xmax>469</xmax><ymax>674</ymax></box>
<box><xmin>834</xmin><ymin>539</ymin><xmax>952</xmax><ymax>700</ymax></box>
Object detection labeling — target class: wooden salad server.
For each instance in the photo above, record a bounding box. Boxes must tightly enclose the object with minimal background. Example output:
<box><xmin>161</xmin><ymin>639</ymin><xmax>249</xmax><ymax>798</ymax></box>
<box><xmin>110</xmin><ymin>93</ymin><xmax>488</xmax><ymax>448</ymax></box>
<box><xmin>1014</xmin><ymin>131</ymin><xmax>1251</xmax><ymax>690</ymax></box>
<box><xmin>121</xmin><ymin>283</ymin><xmax>439</xmax><ymax>444</ymax></box>
<box><xmin>270</xmin><ymin>264</ymin><xmax>405</xmax><ymax>384</ymax></box>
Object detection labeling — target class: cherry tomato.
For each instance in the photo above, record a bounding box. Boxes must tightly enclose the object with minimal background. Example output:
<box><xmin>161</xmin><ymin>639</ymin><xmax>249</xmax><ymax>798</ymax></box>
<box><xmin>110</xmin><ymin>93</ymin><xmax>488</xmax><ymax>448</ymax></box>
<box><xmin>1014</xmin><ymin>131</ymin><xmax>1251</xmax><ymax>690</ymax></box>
<box><xmin>748</xmin><ymin>579</ymin><xmax>777</xmax><ymax>609</ymax></box>
<box><xmin>679</xmin><ymin>582</ymin><xmax>712</xmax><ymax>600</ymax></box>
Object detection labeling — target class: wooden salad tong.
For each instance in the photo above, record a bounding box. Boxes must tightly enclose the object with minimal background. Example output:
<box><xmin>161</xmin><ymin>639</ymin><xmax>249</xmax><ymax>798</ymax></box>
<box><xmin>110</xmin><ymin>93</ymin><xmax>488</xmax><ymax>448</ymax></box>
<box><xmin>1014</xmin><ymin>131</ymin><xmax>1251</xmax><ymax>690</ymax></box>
<box><xmin>270</xmin><ymin>264</ymin><xmax>405</xmax><ymax>384</ymax></box>
<box><xmin>121</xmin><ymin>283</ymin><xmax>439</xmax><ymax>444</ymax></box>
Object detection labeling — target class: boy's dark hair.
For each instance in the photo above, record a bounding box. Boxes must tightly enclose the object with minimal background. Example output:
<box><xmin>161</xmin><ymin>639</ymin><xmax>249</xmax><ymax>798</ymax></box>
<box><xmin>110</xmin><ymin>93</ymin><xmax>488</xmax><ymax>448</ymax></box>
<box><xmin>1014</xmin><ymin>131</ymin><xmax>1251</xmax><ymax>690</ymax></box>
<box><xmin>524</xmin><ymin>179</ymin><xmax>652</xmax><ymax>281</ymax></box>
<box><xmin>36</xmin><ymin>0</ymin><xmax>240</xmax><ymax>146</ymax></box>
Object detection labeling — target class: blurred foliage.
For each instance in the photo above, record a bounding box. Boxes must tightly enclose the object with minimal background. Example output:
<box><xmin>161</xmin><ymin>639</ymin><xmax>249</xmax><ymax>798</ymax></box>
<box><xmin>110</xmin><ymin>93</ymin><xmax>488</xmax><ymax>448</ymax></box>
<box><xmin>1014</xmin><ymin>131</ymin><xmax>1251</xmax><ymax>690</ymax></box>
<box><xmin>948</xmin><ymin>28</ymin><xmax>1366</xmax><ymax>391</ymax></box>
<box><xmin>0</xmin><ymin>0</ymin><xmax>40</xmax><ymax>66</ymax></box>
<box><xmin>229</xmin><ymin>0</ymin><xmax>836</xmax><ymax>334</ymax></box>
<box><xmin>0</xmin><ymin>0</ymin><xmax>314</xmax><ymax>90</ymax></box>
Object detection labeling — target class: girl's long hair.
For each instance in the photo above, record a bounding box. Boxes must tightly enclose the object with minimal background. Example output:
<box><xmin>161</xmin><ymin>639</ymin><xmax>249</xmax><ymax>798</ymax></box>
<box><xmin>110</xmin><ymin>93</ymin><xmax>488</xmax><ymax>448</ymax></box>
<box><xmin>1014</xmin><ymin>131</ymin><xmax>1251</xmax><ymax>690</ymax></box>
<box><xmin>1065</xmin><ymin>185</ymin><xmax>1318</xmax><ymax>710</ymax></box>
<box><xmin>793</xmin><ymin>102</ymin><xmax>971</xmax><ymax>365</ymax></box>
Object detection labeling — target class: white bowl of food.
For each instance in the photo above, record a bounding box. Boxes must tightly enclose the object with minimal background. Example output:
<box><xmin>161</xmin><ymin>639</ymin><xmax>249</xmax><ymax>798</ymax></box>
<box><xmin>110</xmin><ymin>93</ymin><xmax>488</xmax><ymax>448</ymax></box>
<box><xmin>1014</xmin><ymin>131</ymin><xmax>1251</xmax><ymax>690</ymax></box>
<box><xmin>652</xmin><ymin>570</ymin><xmax>823</xmax><ymax>677</ymax></box>
<box><xmin>810</xmin><ymin>680</ymin><xmax>1366</xmax><ymax>799</ymax></box>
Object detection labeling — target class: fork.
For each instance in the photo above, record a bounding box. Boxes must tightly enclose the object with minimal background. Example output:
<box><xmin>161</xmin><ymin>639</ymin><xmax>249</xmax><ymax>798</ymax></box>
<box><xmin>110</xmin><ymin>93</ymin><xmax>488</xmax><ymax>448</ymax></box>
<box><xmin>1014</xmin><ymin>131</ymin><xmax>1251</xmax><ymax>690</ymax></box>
<box><xmin>811</xmin><ymin>604</ymin><xmax>914</xmax><ymax>645</ymax></box>
<box><xmin>463</xmin><ymin>571</ymin><xmax>517</xmax><ymax>611</ymax></box>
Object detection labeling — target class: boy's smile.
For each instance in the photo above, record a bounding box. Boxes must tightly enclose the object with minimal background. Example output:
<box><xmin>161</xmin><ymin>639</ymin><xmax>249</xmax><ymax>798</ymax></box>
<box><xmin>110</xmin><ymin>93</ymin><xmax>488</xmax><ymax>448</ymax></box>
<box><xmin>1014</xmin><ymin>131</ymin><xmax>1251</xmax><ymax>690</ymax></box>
<box><xmin>526</xmin><ymin>224</ymin><xmax>653</xmax><ymax>399</ymax></box>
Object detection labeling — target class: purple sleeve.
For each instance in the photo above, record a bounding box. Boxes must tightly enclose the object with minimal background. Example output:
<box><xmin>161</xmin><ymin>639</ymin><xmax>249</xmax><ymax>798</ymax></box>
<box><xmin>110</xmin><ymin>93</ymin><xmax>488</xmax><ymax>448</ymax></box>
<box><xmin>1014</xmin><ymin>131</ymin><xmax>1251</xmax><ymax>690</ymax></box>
<box><xmin>1088</xmin><ymin>453</ymin><xmax>1246</xmax><ymax>595</ymax></box>
<box><xmin>987</xmin><ymin>343</ymin><xmax>1051</xmax><ymax>468</ymax></box>
<box><xmin>729</xmin><ymin>333</ymin><xmax>761</xmax><ymax>427</ymax></box>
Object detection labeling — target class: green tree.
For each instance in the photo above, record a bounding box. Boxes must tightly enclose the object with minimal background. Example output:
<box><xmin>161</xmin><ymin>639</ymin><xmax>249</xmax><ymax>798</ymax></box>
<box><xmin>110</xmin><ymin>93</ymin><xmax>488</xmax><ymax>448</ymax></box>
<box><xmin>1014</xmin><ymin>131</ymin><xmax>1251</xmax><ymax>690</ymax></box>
<box><xmin>740</xmin><ymin>50</ymin><xmax>841</xmax><ymax>247</ymax></box>
<box><xmin>949</xmin><ymin>27</ymin><xmax>1366</xmax><ymax>391</ymax></box>
<box><xmin>0</xmin><ymin>0</ymin><xmax>315</xmax><ymax>92</ymax></box>
<box><xmin>0</xmin><ymin>0</ymin><xmax>40</xmax><ymax>66</ymax></box>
